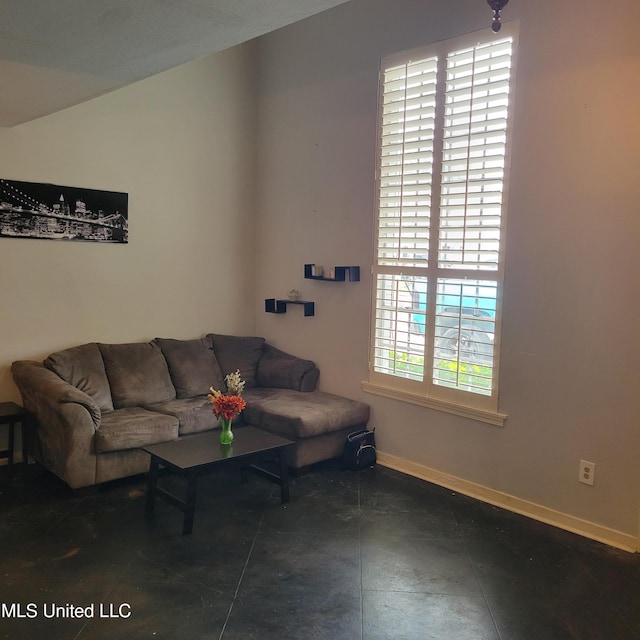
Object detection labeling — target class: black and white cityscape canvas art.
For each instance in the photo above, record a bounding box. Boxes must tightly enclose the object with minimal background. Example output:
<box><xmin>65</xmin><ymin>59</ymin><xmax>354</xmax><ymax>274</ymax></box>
<box><xmin>0</xmin><ymin>179</ymin><xmax>128</xmax><ymax>243</ymax></box>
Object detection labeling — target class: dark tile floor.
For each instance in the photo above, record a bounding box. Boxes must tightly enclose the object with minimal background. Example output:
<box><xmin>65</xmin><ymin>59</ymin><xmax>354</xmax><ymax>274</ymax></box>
<box><xmin>1</xmin><ymin>460</ymin><xmax>639</xmax><ymax>640</ymax></box>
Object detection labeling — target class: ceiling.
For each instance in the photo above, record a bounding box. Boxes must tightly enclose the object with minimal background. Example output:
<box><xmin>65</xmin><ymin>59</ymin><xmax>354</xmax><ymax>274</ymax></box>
<box><xmin>0</xmin><ymin>0</ymin><xmax>352</xmax><ymax>127</ymax></box>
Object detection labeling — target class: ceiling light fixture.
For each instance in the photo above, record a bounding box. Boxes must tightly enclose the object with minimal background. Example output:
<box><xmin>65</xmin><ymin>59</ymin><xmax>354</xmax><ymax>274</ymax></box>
<box><xmin>487</xmin><ymin>0</ymin><xmax>509</xmax><ymax>32</ymax></box>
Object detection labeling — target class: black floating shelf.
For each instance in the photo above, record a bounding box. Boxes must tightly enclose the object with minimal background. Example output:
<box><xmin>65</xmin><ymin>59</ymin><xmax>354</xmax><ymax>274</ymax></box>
<box><xmin>304</xmin><ymin>264</ymin><xmax>360</xmax><ymax>282</ymax></box>
<box><xmin>265</xmin><ymin>298</ymin><xmax>315</xmax><ymax>317</ymax></box>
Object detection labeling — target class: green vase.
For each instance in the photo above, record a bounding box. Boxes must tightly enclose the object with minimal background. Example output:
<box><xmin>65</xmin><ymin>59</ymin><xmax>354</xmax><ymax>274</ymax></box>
<box><xmin>219</xmin><ymin>418</ymin><xmax>234</xmax><ymax>445</ymax></box>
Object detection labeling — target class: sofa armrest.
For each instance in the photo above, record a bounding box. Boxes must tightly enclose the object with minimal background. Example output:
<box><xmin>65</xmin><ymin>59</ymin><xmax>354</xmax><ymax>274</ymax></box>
<box><xmin>12</xmin><ymin>360</ymin><xmax>101</xmax><ymax>487</ymax></box>
<box><xmin>256</xmin><ymin>344</ymin><xmax>320</xmax><ymax>392</ymax></box>
<box><xmin>12</xmin><ymin>360</ymin><xmax>101</xmax><ymax>426</ymax></box>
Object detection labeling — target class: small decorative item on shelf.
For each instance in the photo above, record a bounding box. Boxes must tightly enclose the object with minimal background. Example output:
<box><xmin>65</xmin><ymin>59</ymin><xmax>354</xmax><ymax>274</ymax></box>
<box><xmin>287</xmin><ymin>288</ymin><xmax>300</xmax><ymax>301</ymax></box>
<box><xmin>208</xmin><ymin>369</ymin><xmax>246</xmax><ymax>445</ymax></box>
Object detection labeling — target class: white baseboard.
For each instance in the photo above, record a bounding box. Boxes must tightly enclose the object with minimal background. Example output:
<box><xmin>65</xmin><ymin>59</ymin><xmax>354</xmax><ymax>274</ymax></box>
<box><xmin>377</xmin><ymin>451</ymin><xmax>638</xmax><ymax>553</ymax></box>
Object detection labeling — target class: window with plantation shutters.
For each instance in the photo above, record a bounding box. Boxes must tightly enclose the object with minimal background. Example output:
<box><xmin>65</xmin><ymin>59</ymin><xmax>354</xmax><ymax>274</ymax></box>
<box><xmin>365</xmin><ymin>26</ymin><xmax>517</xmax><ymax>424</ymax></box>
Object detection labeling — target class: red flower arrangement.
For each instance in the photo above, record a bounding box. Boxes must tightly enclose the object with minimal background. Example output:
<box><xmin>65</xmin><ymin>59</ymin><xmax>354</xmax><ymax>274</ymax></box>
<box><xmin>210</xmin><ymin>393</ymin><xmax>246</xmax><ymax>421</ymax></box>
<box><xmin>208</xmin><ymin>369</ymin><xmax>246</xmax><ymax>444</ymax></box>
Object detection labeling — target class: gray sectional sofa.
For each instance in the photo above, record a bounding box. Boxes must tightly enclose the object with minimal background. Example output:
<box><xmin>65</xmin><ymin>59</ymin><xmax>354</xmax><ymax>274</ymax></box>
<box><xmin>11</xmin><ymin>334</ymin><xmax>370</xmax><ymax>489</ymax></box>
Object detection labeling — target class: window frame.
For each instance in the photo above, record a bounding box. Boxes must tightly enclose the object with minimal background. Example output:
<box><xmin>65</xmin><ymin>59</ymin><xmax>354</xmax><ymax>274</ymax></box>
<box><xmin>364</xmin><ymin>25</ymin><xmax>518</xmax><ymax>426</ymax></box>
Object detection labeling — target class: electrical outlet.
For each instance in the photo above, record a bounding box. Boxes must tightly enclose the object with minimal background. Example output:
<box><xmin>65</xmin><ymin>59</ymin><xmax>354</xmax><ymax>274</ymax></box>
<box><xmin>579</xmin><ymin>460</ymin><xmax>595</xmax><ymax>486</ymax></box>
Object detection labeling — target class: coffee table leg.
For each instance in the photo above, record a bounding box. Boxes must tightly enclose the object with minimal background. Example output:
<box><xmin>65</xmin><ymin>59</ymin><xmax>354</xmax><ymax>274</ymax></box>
<box><xmin>183</xmin><ymin>473</ymin><xmax>199</xmax><ymax>535</ymax></box>
<box><xmin>279</xmin><ymin>447</ymin><xmax>290</xmax><ymax>504</ymax></box>
<box><xmin>145</xmin><ymin>456</ymin><xmax>159</xmax><ymax>516</ymax></box>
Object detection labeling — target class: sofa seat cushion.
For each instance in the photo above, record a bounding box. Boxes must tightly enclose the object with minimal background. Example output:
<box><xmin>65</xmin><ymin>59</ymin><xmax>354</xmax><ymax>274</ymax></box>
<box><xmin>242</xmin><ymin>388</ymin><xmax>370</xmax><ymax>439</ymax></box>
<box><xmin>154</xmin><ymin>337</ymin><xmax>224</xmax><ymax>398</ymax></box>
<box><xmin>44</xmin><ymin>342</ymin><xmax>114</xmax><ymax>412</ymax></box>
<box><xmin>99</xmin><ymin>342</ymin><xmax>176</xmax><ymax>409</ymax></box>
<box><xmin>95</xmin><ymin>408</ymin><xmax>179</xmax><ymax>453</ymax></box>
<box><xmin>208</xmin><ymin>334</ymin><xmax>265</xmax><ymax>388</ymax></box>
<box><xmin>144</xmin><ymin>397</ymin><xmax>216</xmax><ymax>436</ymax></box>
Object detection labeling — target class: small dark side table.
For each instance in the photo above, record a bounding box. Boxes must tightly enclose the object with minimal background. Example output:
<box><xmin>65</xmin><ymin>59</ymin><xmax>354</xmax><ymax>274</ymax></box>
<box><xmin>0</xmin><ymin>401</ymin><xmax>30</xmax><ymax>466</ymax></box>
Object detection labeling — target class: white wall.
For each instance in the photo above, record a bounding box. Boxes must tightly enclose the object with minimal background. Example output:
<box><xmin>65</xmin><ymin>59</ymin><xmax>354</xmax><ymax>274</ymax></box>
<box><xmin>0</xmin><ymin>43</ymin><xmax>258</xmax><ymax>402</ymax></box>
<box><xmin>254</xmin><ymin>0</ymin><xmax>640</xmax><ymax>546</ymax></box>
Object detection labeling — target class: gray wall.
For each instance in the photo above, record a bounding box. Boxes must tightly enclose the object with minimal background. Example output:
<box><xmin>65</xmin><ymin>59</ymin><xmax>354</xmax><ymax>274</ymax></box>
<box><xmin>254</xmin><ymin>0</ymin><xmax>640</xmax><ymax>547</ymax></box>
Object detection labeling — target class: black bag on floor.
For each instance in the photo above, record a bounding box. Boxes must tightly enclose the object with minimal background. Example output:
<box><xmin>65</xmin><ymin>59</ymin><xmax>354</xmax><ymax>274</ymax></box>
<box><xmin>343</xmin><ymin>428</ymin><xmax>376</xmax><ymax>470</ymax></box>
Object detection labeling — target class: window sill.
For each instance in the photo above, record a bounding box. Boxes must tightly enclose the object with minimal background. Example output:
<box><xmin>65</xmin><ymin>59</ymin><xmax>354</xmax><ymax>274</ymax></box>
<box><xmin>361</xmin><ymin>381</ymin><xmax>507</xmax><ymax>427</ymax></box>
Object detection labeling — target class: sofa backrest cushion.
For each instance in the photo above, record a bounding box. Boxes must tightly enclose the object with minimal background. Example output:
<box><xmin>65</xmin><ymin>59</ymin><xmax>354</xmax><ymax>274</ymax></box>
<box><xmin>208</xmin><ymin>333</ymin><xmax>265</xmax><ymax>389</ymax></box>
<box><xmin>154</xmin><ymin>336</ymin><xmax>225</xmax><ymax>398</ymax></box>
<box><xmin>98</xmin><ymin>342</ymin><xmax>176</xmax><ymax>409</ymax></box>
<box><xmin>256</xmin><ymin>344</ymin><xmax>318</xmax><ymax>391</ymax></box>
<box><xmin>44</xmin><ymin>342</ymin><xmax>114</xmax><ymax>412</ymax></box>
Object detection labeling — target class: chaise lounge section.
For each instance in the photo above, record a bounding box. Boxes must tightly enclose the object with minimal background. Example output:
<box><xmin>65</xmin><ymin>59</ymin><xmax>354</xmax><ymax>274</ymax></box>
<box><xmin>11</xmin><ymin>334</ymin><xmax>370</xmax><ymax>489</ymax></box>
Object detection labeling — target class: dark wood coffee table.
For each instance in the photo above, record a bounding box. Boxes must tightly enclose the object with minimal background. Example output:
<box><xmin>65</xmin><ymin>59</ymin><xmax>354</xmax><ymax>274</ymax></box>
<box><xmin>143</xmin><ymin>426</ymin><xmax>293</xmax><ymax>534</ymax></box>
